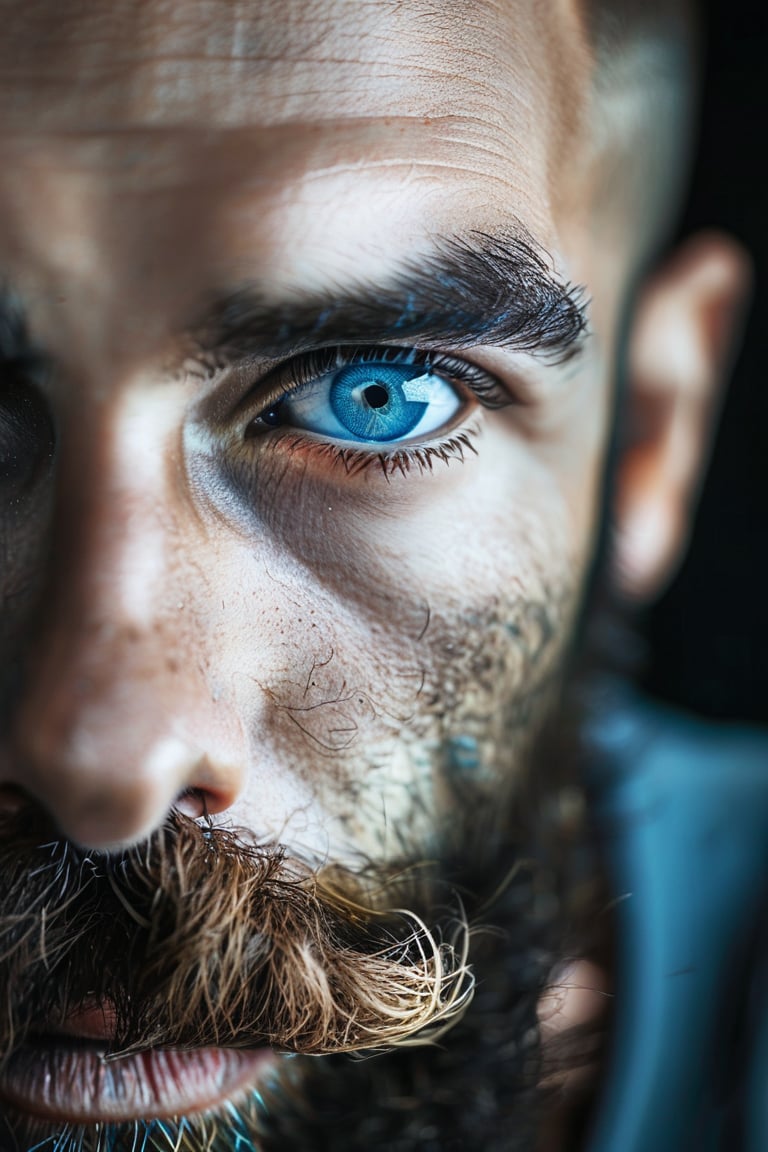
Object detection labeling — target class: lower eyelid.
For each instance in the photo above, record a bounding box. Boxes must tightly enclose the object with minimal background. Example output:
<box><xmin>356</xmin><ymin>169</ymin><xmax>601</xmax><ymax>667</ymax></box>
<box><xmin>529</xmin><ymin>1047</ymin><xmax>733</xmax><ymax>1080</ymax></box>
<box><xmin>236</xmin><ymin>415</ymin><xmax>483</xmax><ymax>489</ymax></box>
<box><xmin>216</xmin><ymin>424</ymin><xmax>482</xmax><ymax>544</ymax></box>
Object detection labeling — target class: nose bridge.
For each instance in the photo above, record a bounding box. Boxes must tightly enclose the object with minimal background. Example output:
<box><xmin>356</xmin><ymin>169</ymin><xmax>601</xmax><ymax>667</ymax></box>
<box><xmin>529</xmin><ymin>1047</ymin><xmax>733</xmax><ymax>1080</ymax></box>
<box><xmin>7</xmin><ymin>383</ymin><xmax>232</xmax><ymax>848</ymax></box>
<box><xmin>54</xmin><ymin>386</ymin><xmax>177</xmax><ymax>641</ymax></box>
<box><xmin>35</xmin><ymin>379</ymin><xmax>184</xmax><ymax>692</ymax></box>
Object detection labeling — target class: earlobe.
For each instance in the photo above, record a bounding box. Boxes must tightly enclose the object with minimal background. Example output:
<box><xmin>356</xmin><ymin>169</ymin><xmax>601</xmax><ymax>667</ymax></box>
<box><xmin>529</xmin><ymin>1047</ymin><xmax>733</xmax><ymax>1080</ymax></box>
<box><xmin>612</xmin><ymin>231</ymin><xmax>752</xmax><ymax>602</ymax></box>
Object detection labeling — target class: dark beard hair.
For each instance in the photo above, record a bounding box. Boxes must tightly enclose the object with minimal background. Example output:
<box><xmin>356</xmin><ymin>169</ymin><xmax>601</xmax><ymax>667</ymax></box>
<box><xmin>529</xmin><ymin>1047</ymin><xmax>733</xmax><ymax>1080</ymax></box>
<box><xmin>0</xmin><ymin>717</ymin><xmax>604</xmax><ymax>1152</ymax></box>
<box><xmin>0</xmin><ymin>809</ymin><xmax>473</xmax><ymax>1060</ymax></box>
<box><xmin>263</xmin><ymin>781</ymin><xmax>604</xmax><ymax>1152</ymax></box>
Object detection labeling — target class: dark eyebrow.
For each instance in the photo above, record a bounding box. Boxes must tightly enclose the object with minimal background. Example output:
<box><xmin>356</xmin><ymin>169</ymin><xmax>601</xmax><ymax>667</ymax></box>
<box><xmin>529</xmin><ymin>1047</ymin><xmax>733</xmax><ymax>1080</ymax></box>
<box><xmin>188</xmin><ymin>231</ymin><xmax>589</xmax><ymax>367</ymax></box>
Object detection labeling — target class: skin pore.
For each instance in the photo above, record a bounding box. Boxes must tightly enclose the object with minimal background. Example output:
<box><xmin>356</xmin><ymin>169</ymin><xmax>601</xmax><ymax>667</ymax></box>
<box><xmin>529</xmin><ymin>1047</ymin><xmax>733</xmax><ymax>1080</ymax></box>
<box><xmin>0</xmin><ymin>1</ymin><xmax>750</xmax><ymax>1150</ymax></box>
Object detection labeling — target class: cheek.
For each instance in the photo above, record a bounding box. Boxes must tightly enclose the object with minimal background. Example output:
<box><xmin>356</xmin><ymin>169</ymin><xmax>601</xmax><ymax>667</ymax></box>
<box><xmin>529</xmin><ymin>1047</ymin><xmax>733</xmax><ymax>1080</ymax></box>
<box><xmin>227</xmin><ymin>415</ymin><xmax>583</xmax><ymax>603</ymax></box>
<box><xmin>205</xmin><ymin>423</ymin><xmax>580</xmax><ymax>862</ymax></box>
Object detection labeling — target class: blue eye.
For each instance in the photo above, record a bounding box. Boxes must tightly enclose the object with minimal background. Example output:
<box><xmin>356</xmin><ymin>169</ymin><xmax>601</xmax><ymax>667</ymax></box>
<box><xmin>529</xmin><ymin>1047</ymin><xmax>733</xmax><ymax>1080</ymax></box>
<box><xmin>261</xmin><ymin>357</ymin><xmax>464</xmax><ymax>446</ymax></box>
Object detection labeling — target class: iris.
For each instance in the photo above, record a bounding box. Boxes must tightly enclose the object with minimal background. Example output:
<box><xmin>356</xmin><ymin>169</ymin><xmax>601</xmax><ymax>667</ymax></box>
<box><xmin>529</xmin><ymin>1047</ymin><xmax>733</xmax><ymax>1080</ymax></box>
<box><xmin>329</xmin><ymin>364</ymin><xmax>429</xmax><ymax>442</ymax></box>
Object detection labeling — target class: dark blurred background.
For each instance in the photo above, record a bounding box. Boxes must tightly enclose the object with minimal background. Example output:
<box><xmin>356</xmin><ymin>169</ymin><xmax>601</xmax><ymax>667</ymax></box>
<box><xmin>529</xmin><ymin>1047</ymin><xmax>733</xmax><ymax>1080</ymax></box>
<box><xmin>644</xmin><ymin>0</ymin><xmax>768</xmax><ymax>721</ymax></box>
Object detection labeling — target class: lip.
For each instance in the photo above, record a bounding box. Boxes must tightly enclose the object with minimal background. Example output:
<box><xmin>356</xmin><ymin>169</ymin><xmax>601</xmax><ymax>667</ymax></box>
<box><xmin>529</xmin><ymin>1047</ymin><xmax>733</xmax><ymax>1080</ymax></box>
<box><xmin>0</xmin><ymin>1041</ymin><xmax>276</xmax><ymax>1123</ymax></box>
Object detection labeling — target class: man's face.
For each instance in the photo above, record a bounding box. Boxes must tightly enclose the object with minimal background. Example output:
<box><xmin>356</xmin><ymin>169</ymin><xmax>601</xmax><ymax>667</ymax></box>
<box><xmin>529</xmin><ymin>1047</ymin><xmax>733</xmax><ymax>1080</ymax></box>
<box><xmin>0</xmin><ymin>0</ymin><xmax>627</xmax><ymax>1147</ymax></box>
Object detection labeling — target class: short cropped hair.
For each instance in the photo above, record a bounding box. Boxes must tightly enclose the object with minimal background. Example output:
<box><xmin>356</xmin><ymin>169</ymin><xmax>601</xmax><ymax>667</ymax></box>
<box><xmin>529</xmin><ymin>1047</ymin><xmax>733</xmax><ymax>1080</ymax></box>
<box><xmin>586</xmin><ymin>0</ymin><xmax>697</xmax><ymax>267</ymax></box>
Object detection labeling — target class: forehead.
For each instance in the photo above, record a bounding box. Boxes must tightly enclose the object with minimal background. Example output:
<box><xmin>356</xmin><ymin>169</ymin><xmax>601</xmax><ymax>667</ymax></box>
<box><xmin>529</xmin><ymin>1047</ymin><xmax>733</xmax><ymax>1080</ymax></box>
<box><xmin>2</xmin><ymin>0</ymin><xmax>590</xmax><ymax>128</ymax></box>
<box><xmin>0</xmin><ymin>0</ymin><xmax>595</xmax><ymax>365</ymax></box>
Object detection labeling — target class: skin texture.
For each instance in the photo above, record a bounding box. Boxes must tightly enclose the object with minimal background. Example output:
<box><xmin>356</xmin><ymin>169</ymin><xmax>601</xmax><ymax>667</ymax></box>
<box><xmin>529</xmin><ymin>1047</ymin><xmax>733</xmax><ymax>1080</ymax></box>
<box><xmin>0</xmin><ymin>1</ymin><xmax>749</xmax><ymax>1150</ymax></box>
<box><xmin>0</xmin><ymin>0</ymin><xmax>609</xmax><ymax>859</ymax></box>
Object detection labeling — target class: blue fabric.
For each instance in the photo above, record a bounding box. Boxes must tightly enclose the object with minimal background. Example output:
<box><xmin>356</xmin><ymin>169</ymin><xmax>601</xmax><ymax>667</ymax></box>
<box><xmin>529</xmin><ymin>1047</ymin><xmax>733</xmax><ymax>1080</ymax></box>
<box><xmin>586</xmin><ymin>690</ymin><xmax>768</xmax><ymax>1152</ymax></box>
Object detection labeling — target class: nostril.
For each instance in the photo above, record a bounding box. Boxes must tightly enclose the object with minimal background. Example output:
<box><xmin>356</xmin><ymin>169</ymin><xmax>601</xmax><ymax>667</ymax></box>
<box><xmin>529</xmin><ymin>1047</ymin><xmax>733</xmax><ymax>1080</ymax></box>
<box><xmin>0</xmin><ymin>783</ymin><xmax>28</xmax><ymax>818</ymax></box>
<box><xmin>174</xmin><ymin>787</ymin><xmax>211</xmax><ymax>820</ymax></box>
<box><xmin>4</xmin><ymin>723</ymin><xmax>241</xmax><ymax>847</ymax></box>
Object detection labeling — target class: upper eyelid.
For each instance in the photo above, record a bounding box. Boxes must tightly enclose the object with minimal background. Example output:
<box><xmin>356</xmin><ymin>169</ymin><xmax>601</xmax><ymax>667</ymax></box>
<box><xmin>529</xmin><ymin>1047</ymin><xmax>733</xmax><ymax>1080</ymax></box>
<box><xmin>225</xmin><ymin>343</ymin><xmax>519</xmax><ymax>427</ymax></box>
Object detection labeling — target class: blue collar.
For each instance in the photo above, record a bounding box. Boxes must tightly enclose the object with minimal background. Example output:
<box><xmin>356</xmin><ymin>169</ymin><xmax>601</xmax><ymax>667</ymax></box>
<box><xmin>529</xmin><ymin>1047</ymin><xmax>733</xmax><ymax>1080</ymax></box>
<box><xmin>587</xmin><ymin>691</ymin><xmax>768</xmax><ymax>1152</ymax></box>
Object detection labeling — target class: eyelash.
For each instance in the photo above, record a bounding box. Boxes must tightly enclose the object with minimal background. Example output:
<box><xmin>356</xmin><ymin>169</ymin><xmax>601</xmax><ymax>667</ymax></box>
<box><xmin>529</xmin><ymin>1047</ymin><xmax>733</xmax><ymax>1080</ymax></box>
<box><xmin>241</xmin><ymin>344</ymin><xmax>515</xmax><ymax>477</ymax></box>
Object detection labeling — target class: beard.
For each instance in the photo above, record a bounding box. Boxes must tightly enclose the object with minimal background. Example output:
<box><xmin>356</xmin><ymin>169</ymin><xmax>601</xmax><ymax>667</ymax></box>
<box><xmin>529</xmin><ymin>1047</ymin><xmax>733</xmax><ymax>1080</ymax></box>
<box><xmin>0</xmin><ymin>706</ymin><xmax>602</xmax><ymax>1152</ymax></box>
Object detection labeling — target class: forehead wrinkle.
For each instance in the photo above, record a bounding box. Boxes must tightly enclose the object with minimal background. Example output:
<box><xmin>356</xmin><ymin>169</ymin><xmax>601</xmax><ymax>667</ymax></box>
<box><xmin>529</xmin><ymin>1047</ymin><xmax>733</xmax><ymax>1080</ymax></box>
<box><xmin>0</xmin><ymin>112</ymin><xmax>537</xmax><ymax>188</ymax></box>
<box><xmin>0</xmin><ymin>2</ymin><xmax>597</xmax><ymax>272</ymax></box>
<box><xmin>0</xmin><ymin>0</ymin><xmax>572</xmax><ymax>139</ymax></box>
<box><xmin>0</xmin><ymin>113</ymin><xmax>557</xmax><ymax>267</ymax></box>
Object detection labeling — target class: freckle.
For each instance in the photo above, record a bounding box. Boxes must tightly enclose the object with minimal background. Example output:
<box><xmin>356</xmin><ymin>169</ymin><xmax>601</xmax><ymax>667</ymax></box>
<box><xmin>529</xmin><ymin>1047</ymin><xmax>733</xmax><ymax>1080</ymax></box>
<box><xmin>166</xmin><ymin>657</ymin><xmax>179</xmax><ymax>674</ymax></box>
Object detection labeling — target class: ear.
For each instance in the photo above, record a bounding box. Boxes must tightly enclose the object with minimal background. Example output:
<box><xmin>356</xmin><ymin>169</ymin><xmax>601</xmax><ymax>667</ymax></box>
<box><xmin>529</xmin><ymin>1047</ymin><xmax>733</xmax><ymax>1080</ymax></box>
<box><xmin>612</xmin><ymin>231</ymin><xmax>752</xmax><ymax>602</ymax></box>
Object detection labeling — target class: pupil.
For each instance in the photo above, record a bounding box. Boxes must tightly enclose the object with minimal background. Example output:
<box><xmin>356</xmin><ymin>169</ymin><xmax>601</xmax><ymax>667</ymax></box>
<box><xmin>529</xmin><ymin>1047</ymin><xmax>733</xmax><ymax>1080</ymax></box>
<box><xmin>261</xmin><ymin>404</ymin><xmax>283</xmax><ymax>428</ymax></box>
<box><xmin>363</xmin><ymin>384</ymin><xmax>389</xmax><ymax>409</ymax></box>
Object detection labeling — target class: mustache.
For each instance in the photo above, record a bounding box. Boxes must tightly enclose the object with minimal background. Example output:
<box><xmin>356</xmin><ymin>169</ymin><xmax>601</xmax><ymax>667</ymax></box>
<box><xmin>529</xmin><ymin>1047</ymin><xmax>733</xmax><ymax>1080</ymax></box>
<box><xmin>0</xmin><ymin>807</ymin><xmax>473</xmax><ymax>1061</ymax></box>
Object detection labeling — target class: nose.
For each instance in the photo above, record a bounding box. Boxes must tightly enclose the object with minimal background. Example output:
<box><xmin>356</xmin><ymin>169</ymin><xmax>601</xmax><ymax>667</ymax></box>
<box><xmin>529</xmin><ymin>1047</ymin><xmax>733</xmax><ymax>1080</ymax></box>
<box><xmin>2</xmin><ymin>388</ymin><xmax>243</xmax><ymax>849</ymax></box>
<box><xmin>10</xmin><ymin>642</ymin><xmax>241</xmax><ymax>849</ymax></box>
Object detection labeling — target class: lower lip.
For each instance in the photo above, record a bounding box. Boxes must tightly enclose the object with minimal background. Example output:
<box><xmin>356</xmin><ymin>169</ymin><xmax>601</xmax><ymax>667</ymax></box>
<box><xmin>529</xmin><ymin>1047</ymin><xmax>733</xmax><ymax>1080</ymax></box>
<box><xmin>0</xmin><ymin>1042</ymin><xmax>276</xmax><ymax>1123</ymax></box>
